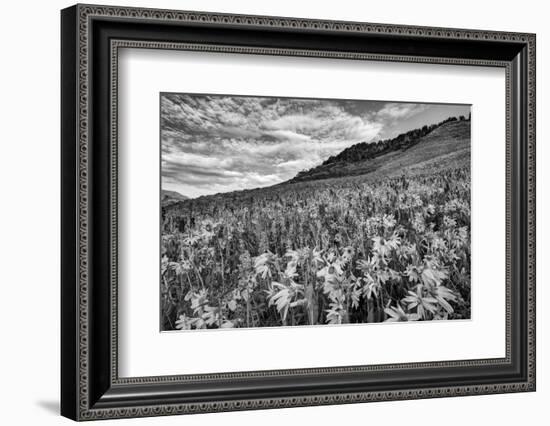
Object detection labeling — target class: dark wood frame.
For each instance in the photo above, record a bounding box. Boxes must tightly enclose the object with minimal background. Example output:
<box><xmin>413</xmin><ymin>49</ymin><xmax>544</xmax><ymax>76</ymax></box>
<box><xmin>61</xmin><ymin>4</ymin><xmax>536</xmax><ymax>421</ymax></box>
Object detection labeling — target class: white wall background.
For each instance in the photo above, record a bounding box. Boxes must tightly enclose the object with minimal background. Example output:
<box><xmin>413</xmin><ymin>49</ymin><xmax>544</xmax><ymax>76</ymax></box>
<box><xmin>0</xmin><ymin>0</ymin><xmax>546</xmax><ymax>424</ymax></box>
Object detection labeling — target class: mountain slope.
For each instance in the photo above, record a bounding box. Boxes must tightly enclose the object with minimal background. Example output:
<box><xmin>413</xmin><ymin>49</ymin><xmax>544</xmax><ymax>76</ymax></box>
<box><xmin>290</xmin><ymin>119</ymin><xmax>470</xmax><ymax>183</ymax></box>
<box><xmin>161</xmin><ymin>189</ymin><xmax>188</xmax><ymax>206</ymax></box>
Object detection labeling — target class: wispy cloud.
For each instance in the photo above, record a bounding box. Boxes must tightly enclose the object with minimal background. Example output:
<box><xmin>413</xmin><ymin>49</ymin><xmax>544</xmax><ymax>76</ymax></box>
<box><xmin>376</xmin><ymin>103</ymin><xmax>428</xmax><ymax>121</ymax></box>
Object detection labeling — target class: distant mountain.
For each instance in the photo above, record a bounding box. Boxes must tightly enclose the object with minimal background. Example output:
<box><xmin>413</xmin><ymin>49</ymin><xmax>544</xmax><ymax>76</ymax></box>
<box><xmin>161</xmin><ymin>189</ymin><xmax>188</xmax><ymax>206</ymax></box>
<box><xmin>290</xmin><ymin>116</ymin><xmax>470</xmax><ymax>183</ymax></box>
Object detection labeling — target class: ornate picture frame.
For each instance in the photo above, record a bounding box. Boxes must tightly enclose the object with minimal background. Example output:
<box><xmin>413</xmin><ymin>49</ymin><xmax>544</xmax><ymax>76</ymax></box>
<box><xmin>61</xmin><ymin>4</ymin><xmax>535</xmax><ymax>421</ymax></box>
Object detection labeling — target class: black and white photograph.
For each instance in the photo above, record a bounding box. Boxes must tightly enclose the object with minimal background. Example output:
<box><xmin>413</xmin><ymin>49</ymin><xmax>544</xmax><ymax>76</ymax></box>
<box><xmin>160</xmin><ymin>93</ymin><xmax>472</xmax><ymax>331</ymax></box>
<box><xmin>53</xmin><ymin>2</ymin><xmax>537</xmax><ymax>422</ymax></box>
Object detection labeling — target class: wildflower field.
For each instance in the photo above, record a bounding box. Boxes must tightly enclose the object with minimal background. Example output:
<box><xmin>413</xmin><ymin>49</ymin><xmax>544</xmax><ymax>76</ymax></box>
<box><xmin>161</xmin><ymin>166</ymin><xmax>471</xmax><ymax>330</ymax></box>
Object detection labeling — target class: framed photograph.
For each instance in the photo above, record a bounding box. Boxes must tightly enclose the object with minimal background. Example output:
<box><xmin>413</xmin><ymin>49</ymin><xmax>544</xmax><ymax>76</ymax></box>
<box><xmin>61</xmin><ymin>4</ymin><xmax>536</xmax><ymax>421</ymax></box>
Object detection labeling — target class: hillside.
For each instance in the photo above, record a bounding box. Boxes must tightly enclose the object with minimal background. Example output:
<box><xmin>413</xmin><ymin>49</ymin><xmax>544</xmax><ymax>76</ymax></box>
<box><xmin>290</xmin><ymin>118</ymin><xmax>470</xmax><ymax>183</ymax></box>
<box><xmin>162</xmin><ymin>118</ymin><xmax>470</xmax><ymax>214</ymax></box>
<box><xmin>161</xmin><ymin>189</ymin><xmax>188</xmax><ymax>206</ymax></box>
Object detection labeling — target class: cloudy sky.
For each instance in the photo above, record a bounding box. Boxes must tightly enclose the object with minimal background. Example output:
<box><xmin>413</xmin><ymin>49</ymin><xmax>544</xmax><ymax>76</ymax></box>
<box><xmin>161</xmin><ymin>93</ymin><xmax>470</xmax><ymax>198</ymax></box>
